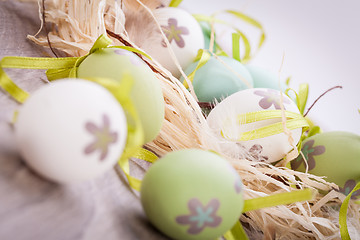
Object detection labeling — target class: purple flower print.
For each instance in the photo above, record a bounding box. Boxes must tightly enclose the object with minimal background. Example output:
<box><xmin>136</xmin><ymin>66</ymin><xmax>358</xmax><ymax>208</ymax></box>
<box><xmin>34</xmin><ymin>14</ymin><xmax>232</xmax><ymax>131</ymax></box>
<box><xmin>161</xmin><ymin>18</ymin><xmax>189</xmax><ymax>48</ymax></box>
<box><xmin>84</xmin><ymin>114</ymin><xmax>118</xmax><ymax>161</ymax></box>
<box><xmin>254</xmin><ymin>89</ymin><xmax>290</xmax><ymax>110</ymax></box>
<box><xmin>338</xmin><ymin>180</ymin><xmax>360</xmax><ymax>199</ymax></box>
<box><xmin>114</xmin><ymin>49</ymin><xmax>143</xmax><ymax>66</ymax></box>
<box><xmin>291</xmin><ymin>140</ymin><xmax>325</xmax><ymax>171</ymax></box>
<box><xmin>249</xmin><ymin>144</ymin><xmax>269</xmax><ymax>162</ymax></box>
<box><xmin>176</xmin><ymin>198</ymin><xmax>222</xmax><ymax>234</ymax></box>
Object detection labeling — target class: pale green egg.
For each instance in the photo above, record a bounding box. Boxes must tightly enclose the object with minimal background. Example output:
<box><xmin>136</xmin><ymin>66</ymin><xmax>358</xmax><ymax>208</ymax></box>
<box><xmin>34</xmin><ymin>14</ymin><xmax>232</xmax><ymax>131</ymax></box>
<box><xmin>291</xmin><ymin>131</ymin><xmax>360</xmax><ymax>198</ymax></box>
<box><xmin>141</xmin><ymin>149</ymin><xmax>244</xmax><ymax>240</ymax></box>
<box><xmin>199</xmin><ymin>22</ymin><xmax>216</xmax><ymax>51</ymax></box>
<box><xmin>77</xmin><ymin>48</ymin><xmax>164</xmax><ymax>144</ymax></box>
<box><xmin>181</xmin><ymin>56</ymin><xmax>253</xmax><ymax>103</ymax></box>
<box><xmin>245</xmin><ymin>65</ymin><xmax>286</xmax><ymax>91</ymax></box>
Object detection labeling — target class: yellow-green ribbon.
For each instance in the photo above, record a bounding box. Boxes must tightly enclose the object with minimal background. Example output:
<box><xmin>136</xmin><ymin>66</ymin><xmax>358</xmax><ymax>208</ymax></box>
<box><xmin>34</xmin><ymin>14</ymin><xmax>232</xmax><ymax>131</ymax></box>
<box><xmin>285</xmin><ymin>83</ymin><xmax>309</xmax><ymax>115</ymax></box>
<box><xmin>223</xmin><ymin>188</ymin><xmax>313</xmax><ymax>239</ymax></box>
<box><xmin>0</xmin><ymin>65</ymin><xmax>29</xmax><ymax>103</ymax></box>
<box><xmin>242</xmin><ymin>189</ymin><xmax>313</xmax><ymax>212</ymax></box>
<box><xmin>169</xmin><ymin>0</ymin><xmax>183</xmax><ymax>7</ymax></box>
<box><xmin>0</xmin><ymin>34</ymin><xmax>151</xmax><ymax>99</ymax></box>
<box><xmin>118</xmin><ymin>147</ymin><xmax>159</xmax><ymax>192</ymax></box>
<box><xmin>232</xmin><ymin>32</ymin><xmax>241</xmax><ymax>62</ymax></box>
<box><xmin>223</xmin><ymin>220</ymin><xmax>249</xmax><ymax>240</ymax></box>
<box><xmin>193</xmin><ymin>10</ymin><xmax>265</xmax><ymax>63</ymax></box>
<box><xmin>0</xmin><ymin>35</ymin><xmax>111</xmax><ymax>102</ymax></box>
<box><xmin>183</xmin><ymin>49</ymin><xmax>211</xmax><ymax>89</ymax></box>
<box><xmin>225</xmin><ymin>9</ymin><xmax>265</xmax><ymax>59</ymax></box>
<box><xmin>131</xmin><ymin>147</ymin><xmax>159</xmax><ymax>163</ymax></box>
<box><xmin>339</xmin><ymin>182</ymin><xmax>360</xmax><ymax>240</ymax></box>
<box><xmin>222</xmin><ymin>110</ymin><xmax>309</xmax><ymax>141</ymax></box>
<box><xmin>285</xmin><ymin>84</ymin><xmax>323</xmax><ymax>141</ymax></box>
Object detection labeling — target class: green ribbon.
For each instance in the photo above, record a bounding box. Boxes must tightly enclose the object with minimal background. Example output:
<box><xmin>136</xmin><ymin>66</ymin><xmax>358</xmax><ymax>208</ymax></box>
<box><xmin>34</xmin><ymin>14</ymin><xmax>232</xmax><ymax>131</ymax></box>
<box><xmin>223</xmin><ymin>220</ymin><xmax>249</xmax><ymax>240</ymax></box>
<box><xmin>232</xmin><ymin>32</ymin><xmax>241</xmax><ymax>62</ymax></box>
<box><xmin>0</xmin><ymin>34</ymin><xmax>151</xmax><ymax>96</ymax></box>
<box><xmin>183</xmin><ymin>49</ymin><xmax>211</xmax><ymax>89</ymax></box>
<box><xmin>118</xmin><ymin>147</ymin><xmax>159</xmax><ymax>191</ymax></box>
<box><xmin>0</xmin><ymin>65</ymin><xmax>29</xmax><ymax>103</ymax></box>
<box><xmin>169</xmin><ymin>0</ymin><xmax>183</xmax><ymax>7</ymax></box>
<box><xmin>193</xmin><ymin>10</ymin><xmax>265</xmax><ymax>63</ymax></box>
<box><xmin>242</xmin><ymin>189</ymin><xmax>313</xmax><ymax>213</ymax></box>
<box><xmin>221</xmin><ymin>110</ymin><xmax>309</xmax><ymax>141</ymax></box>
<box><xmin>285</xmin><ymin>84</ymin><xmax>322</xmax><ymax>142</ymax></box>
<box><xmin>285</xmin><ymin>83</ymin><xmax>309</xmax><ymax>115</ymax></box>
<box><xmin>339</xmin><ymin>182</ymin><xmax>360</xmax><ymax>240</ymax></box>
<box><xmin>223</xmin><ymin>188</ymin><xmax>313</xmax><ymax>239</ymax></box>
<box><xmin>0</xmin><ymin>35</ymin><xmax>111</xmax><ymax>101</ymax></box>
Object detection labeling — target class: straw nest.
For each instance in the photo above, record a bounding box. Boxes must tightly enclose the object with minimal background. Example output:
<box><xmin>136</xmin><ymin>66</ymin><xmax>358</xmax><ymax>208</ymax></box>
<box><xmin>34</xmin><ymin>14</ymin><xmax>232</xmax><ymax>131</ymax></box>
<box><xmin>25</xmin><ymin>0</ymin><xmax>360</xmax><ymax>239</ymax></box>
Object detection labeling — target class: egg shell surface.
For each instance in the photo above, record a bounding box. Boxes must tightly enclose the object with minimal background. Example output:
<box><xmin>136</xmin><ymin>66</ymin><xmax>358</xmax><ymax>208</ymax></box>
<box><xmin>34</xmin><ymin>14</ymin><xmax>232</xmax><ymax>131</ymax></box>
<box><xmin>145</xmin><ymin>7</ymin><xmax>204</xmax><ymax>78</ymax></box>
<box><xmin>15</xmin><ymin>79</ymin><xmax>127</xmax><ymax>184</ymax></box>
<box><xmin>182</xmin><ymin>56</ymin><xmax>253</xmax><ymax>103</ymax></box>
<box><xmin>245</xmin><ymin>64</ymin><xmax>286</xmax><ymax>90</ymax></box>
<box><xmin>199</xmin><ymin>21</ymin><xmax>216</xmax><ymax>51</ymax></box>
<box><xmin>140</xmin><ymin>149</ymin><xmax>244</xmax><ymax>240</ymax></box>
<box><xmin>77</xmin><ymin>48</ymin><xmax>164</xmax><ymax>144</ymax></box>
<box><xmin>207</xmin><ymin>88</ymin><xmax>302</xmax><ymax>163</ymax></box>
<box><xmin>291</xmin><ymin>131</ymin><xmax>360</xmax><ymax>198</ymax></box>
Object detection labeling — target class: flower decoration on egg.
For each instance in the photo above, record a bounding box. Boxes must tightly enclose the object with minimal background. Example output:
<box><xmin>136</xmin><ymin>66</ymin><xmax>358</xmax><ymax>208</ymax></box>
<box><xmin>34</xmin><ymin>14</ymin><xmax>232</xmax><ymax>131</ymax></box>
<box><xmin>84</xmin><ymin>114</ymin><xmax>118</xmax><ymax>161</ymax></box>
<box><xmin>176</xmin><ymin>198</ymin><xmax>222</xmax><ymax>234</ymax></box>
<box><xmin>254</xmin><ymin>89</ymin><xmax>290</xmax><ymax>110</ymax></box>
<box><xmin>338</xmin><ymin>180</ymin><xmax>360</xmax><ymax>199</ymax></box>
<box><xmin>161</xmin><ymin>18</ymin><xmax>189</xmax><ymax>48</ymax></box>
<box><xmin>291</xmin><ymin>140</ymin><xmax>325</xmax><ymax>171</ymax></box>
<box><xmin>249</xmin><ymin>144</ymin><xmax>269</xmax><ymax>162</ymax></box>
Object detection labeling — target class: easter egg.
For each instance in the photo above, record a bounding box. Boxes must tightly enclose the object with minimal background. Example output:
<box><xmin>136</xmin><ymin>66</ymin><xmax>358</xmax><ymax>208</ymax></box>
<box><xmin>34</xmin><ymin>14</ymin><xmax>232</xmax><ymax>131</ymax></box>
<box><xmin>199</xmin><ymin>21</ymin><xmax>216</xmax><ymax>51</ymax></box>
<box><xmin>144</xmin><ymin>7</ymin><xmax>204</xmax><ymax>78</ymax></box>
<box><xmin>181</xmin><ymin>56</ymin><xmax>253</xmax><ymax>103</ymax></box>
<box><xmin>15</xmin><ymin>79</ymin><xmax>127</xmax><ymax>184</ymax></box>
<box><xmin>207</xmin><ymin>88</ymin><xmax>303</xmax><ymax>163</ymax></box>
<box><xmin>291</xmin><ymin>131</ymin><xmax>360</xmax><ymax>198</ymax></box>
<box><xmin>141</xmin><ymin>149</ymin><xmax>244</xmax><ymax>240</ymax></box>
<box><xmin>245</xmin><ymin>65</ymin><xmax>286</xmax><ymax>90</ymax></box>
<box><xmin>77</xmin><ymin>48</ymin><xmax>164</xmax><ymax>144</ymax></box>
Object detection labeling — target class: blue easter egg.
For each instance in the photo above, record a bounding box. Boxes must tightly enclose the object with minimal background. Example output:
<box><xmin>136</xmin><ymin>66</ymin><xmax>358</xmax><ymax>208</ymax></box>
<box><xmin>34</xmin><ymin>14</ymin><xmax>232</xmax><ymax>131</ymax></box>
<box><xmin>246</xmin><ymin>65</ymin><xmax>286</xmax><ymax>91</ymax></box>
<box><xmin>182</xmin><ymin>56</ymin><xmax>253</xmax><ymax>103</ymax></box>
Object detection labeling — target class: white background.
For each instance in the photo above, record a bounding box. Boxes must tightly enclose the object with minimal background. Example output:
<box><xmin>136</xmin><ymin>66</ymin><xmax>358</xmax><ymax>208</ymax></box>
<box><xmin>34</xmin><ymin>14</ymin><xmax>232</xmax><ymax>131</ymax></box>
<box><xmin>182</xmin><ymin>0</ymin><xmax>360</xmax><ymax>135</ymax></box>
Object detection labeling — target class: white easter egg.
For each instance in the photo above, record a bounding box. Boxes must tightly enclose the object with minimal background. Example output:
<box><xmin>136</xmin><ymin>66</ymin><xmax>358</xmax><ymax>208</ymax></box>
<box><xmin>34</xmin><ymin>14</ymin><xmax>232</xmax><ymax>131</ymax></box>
<box><xmin>144</xmin><ymin>7</ymin><xmax>204</xmax><ymax>78</ymax></box>
<box><xmin>15</xmin><ymin>79</ymin><xmax>127</xmax><ymax>184</ymax></box>
<box><xmin>207</xmin><ymin>88</ymin><xmax>302</xmax><ymax>163</ymax></box>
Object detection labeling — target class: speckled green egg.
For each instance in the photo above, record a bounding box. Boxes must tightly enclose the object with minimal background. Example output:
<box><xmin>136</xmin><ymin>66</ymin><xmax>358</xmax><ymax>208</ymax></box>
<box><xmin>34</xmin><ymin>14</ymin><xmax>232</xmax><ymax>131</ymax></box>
<box><xmin>181</xmin><ymin>56</ymin><xmax>253</xmax><ymax>103</ymax></box>
<box><xmin>77</xmin><ymin>48</ymin><xmax>164</xmax><ymax>143</ymax></box>
<box><xmin>141</xmin><ymin>149</ymin><xmax>244</xmax><ymax>240</ymax></box>
<box><xmin>245</xmin><ymin>65</ymin><xmax>286</xmax><ymax>90</ymax></box>
<box><xmin>291</xmin><ymin>131</ymin><xmax>360</xmax><ymax>198</ymax></box>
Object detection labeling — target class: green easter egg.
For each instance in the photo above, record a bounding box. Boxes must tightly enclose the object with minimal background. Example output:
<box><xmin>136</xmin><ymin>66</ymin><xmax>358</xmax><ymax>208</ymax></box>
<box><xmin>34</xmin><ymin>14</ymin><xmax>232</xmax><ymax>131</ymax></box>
<box><xmin>291</xmin><ymin>131</ymin><xmax>360</xmax><ymax>198</ymax></box>
<box><xmin>141</xmin><ymin>149</ymin><xmax>244</xmax><ymax>240</ymax></box>
<box><xmin>199</xmin><ymin>22</ymin><xmax>216</xmax><ymax>51</ymax></box>
<box><xmin>245</xmin><ymin>65</ymin><xmax>286</xmax><ymax>90</ymax></box>
<box><xmin>182</xmin><ymin>56</ymin><xmax>253</xmax><ymax>103</ymax></box>
<box><xmin>77</xmin><ymin>48</ymin><xmax>164</xmax><ymax>143</ymax></box>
